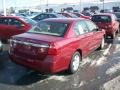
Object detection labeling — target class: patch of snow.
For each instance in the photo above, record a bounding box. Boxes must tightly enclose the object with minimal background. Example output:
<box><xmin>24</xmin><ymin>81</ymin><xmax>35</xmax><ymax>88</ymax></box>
<box><xmin>103</xmin><ymin>44</ymin><xmax>112</xmax><ymax>56</ymax></box>
<box><xmin>78</xmin><ymin>81</ymin><xmax>87</xmax><ymax>87</ymax></box>
<box><xmin>106</xmin><ymin>62</ymin><xmax>120</xmax><ymax>75</ymax></box>
<box><xmin>47</xmin><ymin>75</ymin><xmax>68</xmax><ymax>82</ymax></box>
<box><xmin>101</xmin><ymin>76</ymin><xmax>120</xmax><ymax>90</ymax></box>
<box><xmin>80</xmin><ymin>57</ymin><xmax>92</xmax><ymax>66</ymax></box>
<box><xmin>90</xmin><ymin>56</ymin><xmax>107</xmax><ymax>67</ymax></box>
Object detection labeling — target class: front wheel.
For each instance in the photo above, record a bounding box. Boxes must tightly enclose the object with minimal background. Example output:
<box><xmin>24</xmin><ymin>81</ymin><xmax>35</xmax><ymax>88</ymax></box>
<box><xmin>68</xmin><ymin>52</ymin><xmax>81</xmax><ymax>74</ymax></box>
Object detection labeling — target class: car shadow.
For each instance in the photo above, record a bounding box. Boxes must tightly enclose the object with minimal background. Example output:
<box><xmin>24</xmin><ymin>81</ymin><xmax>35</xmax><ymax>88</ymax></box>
<box><xmin>0</xmin><ymin>51</ymin><xmax>51</xmax><ymax>86</ymax></box>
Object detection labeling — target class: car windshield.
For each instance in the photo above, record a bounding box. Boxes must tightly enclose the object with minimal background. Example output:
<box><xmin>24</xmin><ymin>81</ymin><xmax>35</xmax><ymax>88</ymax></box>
<box><xmin>20</xmin><ymin>17</ymin><xmax>37</xmax><ymax>25</ymax></box>
<box><xmin>92</xmin><ymin>15</ymin><xmax>111</xmax><ymax>22</ymax></box>
<box><xmin>28</xmin><ymin>21</ymin><xmax>69</xmax><ymax>37</ymax></box>
<box><xmin>114</xmin><ymin>13</ymin><xmax>120</xmax><ymax>18</ymax></box>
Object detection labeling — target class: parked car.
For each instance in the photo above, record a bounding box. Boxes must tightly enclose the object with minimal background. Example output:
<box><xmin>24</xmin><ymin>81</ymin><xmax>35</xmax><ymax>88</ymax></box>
<box><xmin>32</xmin><ymin>13</ymin><xmax>65</xmax><ymax>22</ymax></box>
<box><xmin>58</xmin><ymin>12</ymin><xmax>78</xmax><ymax>18</ymax></box>
<box><xmin>9</xmin><ymin>18</ymin><xmax>105</xmax><ymax>74</ymax></box>
<box><xmin>72</xmin><ymin>12</ymin><xmax>91</xmax><ymax>19</ymax></box>
<box><xmin>0</xmin><ymin>16</ymin><xmax>37</xmax><ymax>41</ymax></box>
<box><xmin>91</xmin><ymin>13</ymin><xmax>119</xmax><ymax>39</ymax></box>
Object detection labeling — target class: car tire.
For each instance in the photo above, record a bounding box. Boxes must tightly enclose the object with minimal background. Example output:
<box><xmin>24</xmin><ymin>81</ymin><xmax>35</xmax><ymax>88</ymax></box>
<box><xmin>68</xmin><ymin>52</ymin><xmax>81</xmax><ymax>74</ymax></box>
<box><xmin>111</xmin><ymin>32</ymin><xmax>115</xmax><ymax>39</ymax></box>
<box><xmin>98</xmin><ymin>37</ymin><xmax>105</xmax><ymax>50</ymax></box>
<box><xmin>0</xmin><ymin>40</ymin><xmax>3</xmax><ymax>53</ymax></box>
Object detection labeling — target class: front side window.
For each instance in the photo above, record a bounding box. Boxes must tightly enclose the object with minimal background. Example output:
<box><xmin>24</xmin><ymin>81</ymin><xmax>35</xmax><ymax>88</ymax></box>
<box><xmin>8</xmin><ymin>19</ymin><xmax>22</xmax><ymax>26</ymax></box>
<box><xmin>28</xmin><ymin>21</ymin><xmax>69</xmax><ymax>37</ymax></box>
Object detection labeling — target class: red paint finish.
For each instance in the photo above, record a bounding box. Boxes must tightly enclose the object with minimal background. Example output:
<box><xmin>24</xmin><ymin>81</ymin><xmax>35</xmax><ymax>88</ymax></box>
<box><xmin>0</xmin><ymin>16</ymin><xmax>32</xmax><ymax>39</ymax></box>
<box><xmin>92</xmin><ymin>13</ymin><xmax>119</xmax><ymax>37</ymax></box>
<box><xmin>9</xmin><ymin>18</ymin><xmax>105</xmax><ymax>73</ymax></box>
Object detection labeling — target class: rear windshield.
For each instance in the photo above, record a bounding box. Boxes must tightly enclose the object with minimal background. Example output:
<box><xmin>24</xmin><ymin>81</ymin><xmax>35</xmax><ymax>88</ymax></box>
<box><xmin>92</xmin><ymin>15</ymin><xmax>111</xmax><ymax>22</ymax></box>
<box><xmin>28</xmin><ymin>21</ymin><xmax>69</xmax><ymax>37</ymax></box>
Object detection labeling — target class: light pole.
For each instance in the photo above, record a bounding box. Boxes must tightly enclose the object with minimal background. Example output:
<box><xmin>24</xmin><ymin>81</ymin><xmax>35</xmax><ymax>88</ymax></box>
<box><xmin>103</xmin><ymin>0</ymin><xmax>104</xmax><ymax>10</ymax></box>
<box><xmin>79</xmin><ymin>0</ymin><xmax>82</xmax><ymax>12</ymax></box>
<box><xmin>100</xmin><ymin>0</ymin><xmax>105</xmax><ymax>10</ymax></box>
<box><xmin>3</xmin><ymin>0</ymin><xmax>7</xmax><ymax>16</ymax></box>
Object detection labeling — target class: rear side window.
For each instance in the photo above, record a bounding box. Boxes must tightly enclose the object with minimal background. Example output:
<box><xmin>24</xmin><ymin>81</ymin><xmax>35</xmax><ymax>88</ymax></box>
<box><xmin>74</xmin><ymin>21</ymin><xmax>89</xmax><ymax>36</ymax></box>
<box><xmin>8</xmin><ymin>19</ymin><xmax>22</xmax><ymax>26</ymax></box>
<box><xmin>0</xmin><ymin>18</ymin><xmax>8</xmax><ymax>25</ymax></box>
<box><xmin>92</xmin><ymin>15</ymin><xmax>111</xmax><ymax>22</ymax></box>
<box><xmin>85</xmin><ymin>21</ymin><xmax>98</xmax><ymax>32</ymax></box>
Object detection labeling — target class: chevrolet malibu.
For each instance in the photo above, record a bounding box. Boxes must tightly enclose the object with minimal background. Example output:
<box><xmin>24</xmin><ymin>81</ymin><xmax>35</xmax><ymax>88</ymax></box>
<box><xmin>9</xmin><ymin>18</ymin><xmax>105</xmax><ymax>74</ymax></box>
<box><xmin>92</xmin><ymin>13</ymin><xmax>119</xmax><ymax>39</ymax></box>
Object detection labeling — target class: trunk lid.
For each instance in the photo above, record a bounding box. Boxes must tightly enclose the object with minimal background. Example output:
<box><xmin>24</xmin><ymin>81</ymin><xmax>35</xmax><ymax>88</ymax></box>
<box><xmin>10</xmin><ymin>33</ymin><xmax>64</xmax><ymax>60</ymax></box>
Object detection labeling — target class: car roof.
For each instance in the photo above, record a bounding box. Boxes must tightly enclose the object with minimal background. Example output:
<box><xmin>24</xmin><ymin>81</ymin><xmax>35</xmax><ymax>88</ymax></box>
<box><xmin>42</xmin><ymin>18</ymin><xmax>86</xmax><ymax>23</ymax></box>
<box><xmin>0</xmin><ymin>16</ymin><xmax>23</xmax><ymax>19</ymax></box>
<box><xmin>93</xmin><ymin>13</ymin><xmax>113</xmax><ymax>16</ymax></box>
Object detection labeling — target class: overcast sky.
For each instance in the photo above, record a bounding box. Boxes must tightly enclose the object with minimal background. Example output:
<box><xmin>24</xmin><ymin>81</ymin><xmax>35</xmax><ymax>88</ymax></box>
<box><xmin>0</xmin><ymin>0</ymin><xmax>119</xmax><ymax>10</ymax></box>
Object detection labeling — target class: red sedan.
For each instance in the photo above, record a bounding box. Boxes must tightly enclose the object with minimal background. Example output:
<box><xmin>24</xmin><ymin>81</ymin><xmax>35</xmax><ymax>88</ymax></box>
<box><xmin>0</xmin><ymin>16</ymin><xmax>36</xmax><ymax>40</ymax></box>
<box><xmin>92</xmin><ymin>13</ymin><xmax>119</xmax><ymax>39</ymax></box>
<box><xmin>9</xmin><ymin>18</ymin><xmax>105</xmax><ymax>74</ymax></box>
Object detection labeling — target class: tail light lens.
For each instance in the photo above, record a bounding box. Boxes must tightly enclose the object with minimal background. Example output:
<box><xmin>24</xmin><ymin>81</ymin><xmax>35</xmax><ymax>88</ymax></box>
<box><xmin>48</xmin><ymin>43</ymin><xmax>58</xmax><ymax>55</ymax></box>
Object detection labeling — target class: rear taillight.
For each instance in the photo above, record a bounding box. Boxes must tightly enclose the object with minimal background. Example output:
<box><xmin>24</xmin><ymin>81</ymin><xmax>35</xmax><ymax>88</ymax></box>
<box><xmin>48</xmin><ymin>43</ymin><xmax>58</xmax><ymax>55</ymax></box>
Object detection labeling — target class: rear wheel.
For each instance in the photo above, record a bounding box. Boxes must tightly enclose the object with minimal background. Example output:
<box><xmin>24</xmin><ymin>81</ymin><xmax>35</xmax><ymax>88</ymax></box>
<box><xmin>98</xmin><ymin>37</ymin><xmax>105</xmax><ymax>50</ymax></box>
<box><xmin>0</xmin><ymin>40</ymin><xmax>3</xmax><ymax>53</ymax></box>
<box><xmin>68</xmin><ymin>52</ymin><xmax>81</xmax><ymax>74</ymax></box>
<box><xmin>111</xmin><ymin>32</ymin><xmax>116</xmax><ymax>39</ymax></box>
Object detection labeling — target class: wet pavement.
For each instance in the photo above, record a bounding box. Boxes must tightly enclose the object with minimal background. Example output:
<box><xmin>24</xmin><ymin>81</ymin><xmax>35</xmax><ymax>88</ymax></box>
<box><xmin>0</xmin><ymin>35</ymin><xmax>120</xmax><ymax>90</ymax></box>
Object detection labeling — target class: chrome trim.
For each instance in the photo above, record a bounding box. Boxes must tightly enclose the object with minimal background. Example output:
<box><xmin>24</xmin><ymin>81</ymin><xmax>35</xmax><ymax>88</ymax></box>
<box><xmin>10</xmin><ymin>39</ymin><xmax>49</xmax><ymax>48</ymax></box>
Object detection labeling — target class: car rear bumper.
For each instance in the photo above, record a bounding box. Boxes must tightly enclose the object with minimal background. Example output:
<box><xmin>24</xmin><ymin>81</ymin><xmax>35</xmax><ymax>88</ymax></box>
<box><xmin>9</xmin><ymin>54</ymin><xmax>67</xmax><ymax>73</ymax></box>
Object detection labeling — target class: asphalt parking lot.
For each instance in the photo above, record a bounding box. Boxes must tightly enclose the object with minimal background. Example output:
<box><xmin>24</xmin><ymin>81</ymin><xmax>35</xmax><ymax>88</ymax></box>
<box><xmin>0</xmin><ymin>35</ymin><xmax>120</xmax><ymax>90</ymax></box>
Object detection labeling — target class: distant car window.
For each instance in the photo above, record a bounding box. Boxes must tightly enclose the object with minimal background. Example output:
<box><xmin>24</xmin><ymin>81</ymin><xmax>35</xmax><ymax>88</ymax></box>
<box><xmin>28</xmin><ymin>21</ymin><xmax>69</xmax><ymax>37</ymax></box>
<box><xmin>85</xmin><ymin>21</ymin><xmax>98</xmax><ymax>32</ymax></box>
<box><xmin>8</xmin><ymin>19</ymin><xmax>22</xmax><ymax>26</ymax></box>
<box><xmin>34</xmin><ymin>14</ymin><xmax>48</xmax><ymax>20</ymax></box>
<box><xmin>92</xmin><ymin>15</ymin><xmax>111</xmax><ymax>22</ymax></box>
<box><xmin>0</xmin><ymin>18</ymin><xmax>8</xmax><ymax>25</ymax></box>
<box><xmin>49</xmin><ymin>14</ymin><xmax>57</xmax><ymax>18</ymax></box>
<box><xmin>20</xmin><ymin>17</ymin><xmax>36</xmax><ymax>25</ymax></box>
<box><xmin>74</xmin><ymin>21</ymin><xmax>89</xmax><ymax>36</ymax></box>
<box><xmin>114</xmin><ymin>13</ymin><xmax>120</xmax><ymax>18</ymax></box>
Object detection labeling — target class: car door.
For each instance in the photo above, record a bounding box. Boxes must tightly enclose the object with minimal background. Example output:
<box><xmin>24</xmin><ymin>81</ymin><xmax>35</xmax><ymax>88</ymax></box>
<box><xmin>0</xmin><ymin>18</ymin><xmax>11</xmax><ymax>39</ymax></box>
<box><xmin>6</xmin><ymin>18</ymin><xmax>26</xmax><ymax>38</ymax></box>
<box><xmin>73</xmin><ymin>20</ymin><xmax>93</xmax><ymax>56</ymax></box>
<box><xmin>85</xmin><ymin>20</ymin><xmax>104</xmax><ymax>49</ymax></box>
